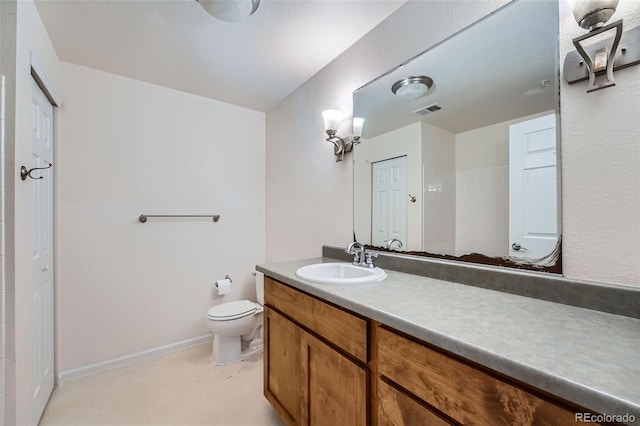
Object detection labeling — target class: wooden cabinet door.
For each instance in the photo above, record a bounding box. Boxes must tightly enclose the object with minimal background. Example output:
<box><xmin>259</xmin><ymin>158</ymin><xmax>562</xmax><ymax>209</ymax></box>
<box><xmin>301</xmin><ymin>332</ymin><xmax>367</xmax><ymax>426</ymax></box>
<box><xmin>264</xmin><ymin>307</ymin><xmax>303</xmax><ymax>426</ymax></box>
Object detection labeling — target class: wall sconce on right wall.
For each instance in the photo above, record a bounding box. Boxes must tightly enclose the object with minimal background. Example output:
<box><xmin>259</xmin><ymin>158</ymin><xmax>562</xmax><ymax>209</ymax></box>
<box><xmin>564</xmin><ymin>0</ymin><xmax>640</xmax><ymax>92</ymax></box>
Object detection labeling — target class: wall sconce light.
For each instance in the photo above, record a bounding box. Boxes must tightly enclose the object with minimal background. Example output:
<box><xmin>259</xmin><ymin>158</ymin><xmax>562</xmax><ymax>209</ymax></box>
<box><xmin>196</xmin><ymin>0</ymin><xmax>260</xmax><ymax>22</ymax></box>
<box><xmin>321</xmin><ymin>109</ymin><xmax>365</xmax><ymax>162</ymax></box>
<box><xmin>391</xmin><ymin>76</ymin><xmax>433</xmax><ymax>101</ymax></box>
<box><xmin>564</xmin><ymin>0</ymin><xmax>640</xmax><ymax>92</ymax></box>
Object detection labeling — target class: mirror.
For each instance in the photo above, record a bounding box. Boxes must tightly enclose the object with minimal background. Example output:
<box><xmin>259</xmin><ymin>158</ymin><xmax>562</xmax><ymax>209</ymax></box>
<box><xmin>353</xmin><ymin>0</ymin><xmax>561</xmax><ymax>271</ymax></box>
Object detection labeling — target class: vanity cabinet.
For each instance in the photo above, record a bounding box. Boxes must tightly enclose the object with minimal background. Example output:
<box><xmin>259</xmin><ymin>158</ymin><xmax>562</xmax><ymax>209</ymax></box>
<box><xmin>263</xmin><ymin>277</ymin><xmax>368</xmax><ymax>426</ymax></box>
<box><xmin>263</xmin><ymin>276</ymin><xmax>607</xmax><ymax>426</ymax></box>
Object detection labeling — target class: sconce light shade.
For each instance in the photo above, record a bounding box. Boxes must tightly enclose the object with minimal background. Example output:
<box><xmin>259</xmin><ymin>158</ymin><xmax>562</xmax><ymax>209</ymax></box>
<box><xmin>196</xmin><ymin>0</ymin><xmax>260</xmax><ymax>22</ymax></box>
<box><xmin>391</xmin><ymin>76</ymin><xmax>433</xmax><ymax>101</ymax></box>
<box><xmin>571</xmin><ymin>0</ymin><xmax>619</xmax><ymax>30</ymax></box>
<box><xmin>322</xmin><ymin>109</ymin><xmax>343</xmax><ymax>134</ymax></box>
<box><xmin>352</xmin><ymin>117</ymin><xmax>365</xmax><ymax>139</ymax></box>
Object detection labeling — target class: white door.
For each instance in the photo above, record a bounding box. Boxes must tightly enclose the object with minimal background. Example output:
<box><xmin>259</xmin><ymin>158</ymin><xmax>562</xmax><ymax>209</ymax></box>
<box><xmin>509</xmin><ymin>114</ymin><xmax>558</xmax><ymax>259</ymax></box>
<box><xmin>371</xmin><ymin>156</ymin><xmax>407</xmax><ymax>249</ymax></box>
<box><xmin>30</xmin><ymin>78</ymin><xmax>54</xmax><ymax>423</ymax></box>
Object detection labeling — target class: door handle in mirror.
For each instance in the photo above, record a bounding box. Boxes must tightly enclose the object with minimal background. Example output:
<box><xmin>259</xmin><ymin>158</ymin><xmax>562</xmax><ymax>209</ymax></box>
<box><xmin>511</xmin><ymin>243</ymin><xmax>528</xmax><ymax>252</ymax></box>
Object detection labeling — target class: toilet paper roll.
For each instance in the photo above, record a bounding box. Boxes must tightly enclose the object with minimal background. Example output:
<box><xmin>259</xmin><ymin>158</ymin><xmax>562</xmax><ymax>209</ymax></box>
<box><xmin>215</xmin><ymin>278</ymin><xmax>231</xmax><ymax>295</ymax></box>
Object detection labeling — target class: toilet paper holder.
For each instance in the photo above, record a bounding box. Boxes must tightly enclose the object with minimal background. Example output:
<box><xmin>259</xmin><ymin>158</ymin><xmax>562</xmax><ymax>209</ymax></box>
<box><xmin>215</xmin><ymin>275</ymin><xmax>232</xmax><ymax>288</ymax></box>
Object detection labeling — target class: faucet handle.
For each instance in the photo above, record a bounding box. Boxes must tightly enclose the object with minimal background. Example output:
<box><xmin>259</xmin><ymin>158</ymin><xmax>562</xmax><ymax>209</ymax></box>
<box><xmin>364</xmin><ymin>252</ymin><xmax>378</xmax><ymax>268</ymax></box>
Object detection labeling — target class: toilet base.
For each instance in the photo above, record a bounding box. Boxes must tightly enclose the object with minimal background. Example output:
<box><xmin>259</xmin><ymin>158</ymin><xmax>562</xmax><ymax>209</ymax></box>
<box><xmin>211</xmin><ymin>335</ymin><xmax>263</xmax><ymax>366</ymax></box>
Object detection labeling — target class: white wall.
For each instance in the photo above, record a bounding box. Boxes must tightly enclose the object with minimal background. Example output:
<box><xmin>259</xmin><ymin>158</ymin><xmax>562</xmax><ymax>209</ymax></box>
<box><xmin>267</xmin><ymin>0</ymin><xmax>640</xmax><ymax>287</ymax></box>
<box><xmin>560</xmin><ymin>0</ymin><xmax>640</xmax><ymax>285</ymax></box>
<box><xmin>422</xmin><ymin>122</ymin><xmax>455</xmax><ymax>255</ymax></box>
<box><xmin>265</xmin><ymin>0</ymin><xmax>510</xmax><ymax>262</ymax></box>
<box><xmin>354</xmin><ymin>122</ymin><xmax>422</xmax><ymax>251</ymax></box>
<box><xmin>56</xmin><ymin>63</ymin><xmax>265</xmax><ymax>373</ymax></box>
<box><xmin>456</xmin><ymin>121</ymin><xmax>509</xmax><ymax>256</ymax></box>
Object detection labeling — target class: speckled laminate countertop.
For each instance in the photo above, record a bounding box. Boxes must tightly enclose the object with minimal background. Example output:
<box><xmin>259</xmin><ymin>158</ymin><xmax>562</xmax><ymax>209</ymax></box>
<box><xmin>257</xmin><ymin>257</ymin><xmax>640</xmax><ymax>425</ymax></box>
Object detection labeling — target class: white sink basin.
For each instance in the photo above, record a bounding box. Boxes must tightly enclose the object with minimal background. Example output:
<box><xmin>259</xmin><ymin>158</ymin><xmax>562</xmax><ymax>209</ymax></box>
<box><xmin>295</xmin><ymin>262</ymin><xmax>387</xmax><ymax>285</ymax></box>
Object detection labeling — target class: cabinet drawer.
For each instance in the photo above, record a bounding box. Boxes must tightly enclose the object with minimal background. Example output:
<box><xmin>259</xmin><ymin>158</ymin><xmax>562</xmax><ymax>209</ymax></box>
<box><xmin>378</xmin><ymin>326</ymin><xmax>578</xmax><ymax>425</ymax></box>
<box><xmin>265</xmin><ymin>277</ymin><xmax>367</xmax><ymax>362</ymax></box>
<box><xmin>378</xmin><ymin>379</ymin><xmax>452</xmax><ymax>426</ymax></box>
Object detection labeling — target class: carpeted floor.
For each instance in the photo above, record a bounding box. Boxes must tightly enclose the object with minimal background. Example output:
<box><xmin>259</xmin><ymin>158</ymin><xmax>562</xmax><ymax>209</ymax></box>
<box><xmin>39</xmin><ymin>343</ymin><xmax>284</xmax><ymax>426</ymax></box>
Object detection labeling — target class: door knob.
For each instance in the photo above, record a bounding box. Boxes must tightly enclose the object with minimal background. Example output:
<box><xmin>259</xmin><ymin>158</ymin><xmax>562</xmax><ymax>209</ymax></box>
<box><xmin>511</xmin><ymin>243</ymin><xmax>527</xmax><ymax>252</ymax></box>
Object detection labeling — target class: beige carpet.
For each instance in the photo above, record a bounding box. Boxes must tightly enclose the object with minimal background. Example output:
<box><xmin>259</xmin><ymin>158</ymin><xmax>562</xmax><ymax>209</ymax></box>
<box><xmin>39</xmin><ymin>343</ymin><xmax>284</xmax><ymax>426</ymax></box>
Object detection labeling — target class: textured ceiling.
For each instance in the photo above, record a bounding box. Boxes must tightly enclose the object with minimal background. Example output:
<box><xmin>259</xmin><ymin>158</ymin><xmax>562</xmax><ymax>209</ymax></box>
<box><xmin>35</xmin><ymin>0</ymin><xmax>406</xmax><ymax>112</ymax></box>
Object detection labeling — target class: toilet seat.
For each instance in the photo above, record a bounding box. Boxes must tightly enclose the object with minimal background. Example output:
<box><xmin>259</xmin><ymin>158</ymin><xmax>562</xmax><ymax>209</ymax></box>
<box><xmin>207</xmin><ymin>300</ymin><xmax>261</xmax><ymax>321</ymax></box>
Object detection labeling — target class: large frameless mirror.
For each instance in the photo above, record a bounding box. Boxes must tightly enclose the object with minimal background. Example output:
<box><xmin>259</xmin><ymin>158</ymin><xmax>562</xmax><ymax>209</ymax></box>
<box><xmin>353</xmin><ymin>0</ymin><xmax>561</xmax><ymax>272</ymax></box>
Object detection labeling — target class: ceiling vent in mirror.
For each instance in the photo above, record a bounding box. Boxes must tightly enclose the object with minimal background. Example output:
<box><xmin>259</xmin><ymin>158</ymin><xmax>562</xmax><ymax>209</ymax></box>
<box><xmin>413</xmin><ymin>103</ymin><xmax>442</xmax><ymax>116</ymax></box>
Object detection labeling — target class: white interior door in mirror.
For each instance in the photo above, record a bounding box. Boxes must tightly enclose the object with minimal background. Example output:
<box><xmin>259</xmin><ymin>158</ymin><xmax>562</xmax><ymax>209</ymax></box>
<box><xmin>372</xmin><ymin>156</ymin><xmax>407</xmax><ymax>250</ymax></box>
<box><xmin>509</xmin><ymin>114</ymin><xmax>558</xmax><ymax>259</ymax></box>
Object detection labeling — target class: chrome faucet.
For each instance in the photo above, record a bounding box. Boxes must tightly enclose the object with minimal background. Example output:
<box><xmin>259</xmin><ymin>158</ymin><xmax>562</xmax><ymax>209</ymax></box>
<box><xmin>346</xmin><ymin>241</ymin><xmax>364</xmax><ymax>264</ymax></box>
<box><xmin>346</xmin><ymin>242</ymin><xmax>378</xmax><ymax>268</ymax></box>
<box><xmin>386</xmin><ymin>238</ymin><xmax>404</xmax><ymax>250</ymax></box>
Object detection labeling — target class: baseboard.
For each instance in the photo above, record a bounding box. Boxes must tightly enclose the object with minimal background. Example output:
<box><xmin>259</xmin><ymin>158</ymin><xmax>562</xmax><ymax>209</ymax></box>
<box><xmin>56</xmin><ymin>334</ymin><xmax>213</xmax><ymax>386</ymax></box>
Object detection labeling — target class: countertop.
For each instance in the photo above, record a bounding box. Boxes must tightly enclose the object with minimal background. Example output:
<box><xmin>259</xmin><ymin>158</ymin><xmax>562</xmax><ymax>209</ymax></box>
<box><xmin>257</xmin><ymin>257</ymin><xmax>640</xmax><ymax>425</ymax></box>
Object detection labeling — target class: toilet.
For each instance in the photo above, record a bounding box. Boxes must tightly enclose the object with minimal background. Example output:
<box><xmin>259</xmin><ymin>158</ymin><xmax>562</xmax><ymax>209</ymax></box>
<box><xmin>205</xmin><ymin>272</ymin><xmax>264</xmax><ymax>365</ymax></box>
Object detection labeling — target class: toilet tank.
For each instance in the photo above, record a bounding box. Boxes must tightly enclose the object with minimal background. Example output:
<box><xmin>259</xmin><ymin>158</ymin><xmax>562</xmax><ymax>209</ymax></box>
<box><xmin>255</xmin><ymin>271</ymin><xmax>264</xmax><ymax>305</ymax></box>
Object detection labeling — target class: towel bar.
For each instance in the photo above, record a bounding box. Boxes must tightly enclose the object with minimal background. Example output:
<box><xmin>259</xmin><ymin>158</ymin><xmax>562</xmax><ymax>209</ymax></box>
<box><xmin>138</xmin><ymin>214</ymin><xmax>220</xmax><ymax>223</ymax></box>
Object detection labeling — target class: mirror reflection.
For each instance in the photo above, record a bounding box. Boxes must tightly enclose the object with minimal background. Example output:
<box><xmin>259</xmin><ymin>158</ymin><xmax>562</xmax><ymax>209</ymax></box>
<box><xmin>353</xmin><ymin>0</ymin><xmax>560</xmax><ymax>264</ymax></box>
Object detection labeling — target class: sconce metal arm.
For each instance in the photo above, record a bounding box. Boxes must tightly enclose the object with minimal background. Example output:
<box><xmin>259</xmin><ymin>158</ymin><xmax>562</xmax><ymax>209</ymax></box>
<box><xmin>571</xmin><ymin>19</ymin><xmax>623</xmax><ymax>92</ymax></box>
<box><xmin>325</xmin><ymin>131</ymin><xmax>353</xmax><ymax>162</ymax></box>
<box><xmin>565</xmin><ymin>22</ymin><xmax>640</xmax><ymax>87</ymax></box>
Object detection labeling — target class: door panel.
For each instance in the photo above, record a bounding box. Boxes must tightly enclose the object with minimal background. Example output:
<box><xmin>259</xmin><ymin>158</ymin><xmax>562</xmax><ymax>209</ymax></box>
<box><xmin>30</xmin><ymin>78</ymin><xmax>54</xmax><ymax>424</ymax></box>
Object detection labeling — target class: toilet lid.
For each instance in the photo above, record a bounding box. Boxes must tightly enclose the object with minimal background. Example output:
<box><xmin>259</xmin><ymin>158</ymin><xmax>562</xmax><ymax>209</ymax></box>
<box><xmin>207</xmin><ymin>300</ymin><xmax>258</xmax><ymax>321</ymax></box>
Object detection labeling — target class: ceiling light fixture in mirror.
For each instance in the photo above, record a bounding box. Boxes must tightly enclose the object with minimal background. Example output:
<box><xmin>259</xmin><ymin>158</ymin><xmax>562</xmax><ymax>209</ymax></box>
<box><xmin>392</xmin><ymin>76</ymin><xmax>434</xmax><ymax>101</ymax></box>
